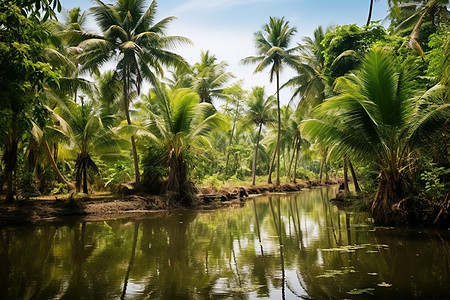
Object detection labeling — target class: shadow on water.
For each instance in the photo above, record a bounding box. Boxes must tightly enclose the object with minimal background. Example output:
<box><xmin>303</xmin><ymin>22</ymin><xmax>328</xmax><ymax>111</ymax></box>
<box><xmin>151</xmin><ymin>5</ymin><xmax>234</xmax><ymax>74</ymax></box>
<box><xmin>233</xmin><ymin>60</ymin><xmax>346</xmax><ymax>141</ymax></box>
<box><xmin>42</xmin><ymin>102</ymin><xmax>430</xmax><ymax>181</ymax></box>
<box><xmin>0</xmin><ymin>186</ymin><xmax>449</xmax><ymax>299</ymax></box>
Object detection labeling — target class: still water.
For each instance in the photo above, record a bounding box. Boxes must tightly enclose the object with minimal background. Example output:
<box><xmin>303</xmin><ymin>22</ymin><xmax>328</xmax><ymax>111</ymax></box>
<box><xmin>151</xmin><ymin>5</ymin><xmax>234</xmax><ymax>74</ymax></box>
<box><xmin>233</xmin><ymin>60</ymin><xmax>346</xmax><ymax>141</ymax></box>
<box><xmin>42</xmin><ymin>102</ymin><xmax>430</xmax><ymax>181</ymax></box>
<box><xmin>1</xmin><ymin>186</ymin><xmax>449</xmax><ymax>299</ymax></box>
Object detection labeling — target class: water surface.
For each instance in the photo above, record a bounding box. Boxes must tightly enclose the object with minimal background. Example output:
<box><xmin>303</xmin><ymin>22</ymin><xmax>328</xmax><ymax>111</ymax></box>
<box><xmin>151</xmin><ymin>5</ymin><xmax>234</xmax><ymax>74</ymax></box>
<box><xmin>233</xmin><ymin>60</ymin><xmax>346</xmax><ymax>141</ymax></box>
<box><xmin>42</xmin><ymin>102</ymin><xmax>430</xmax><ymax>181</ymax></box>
<box><xmin>1</xmin><ymin>187</ymin><xmax>449</xmax><ymax>299</ymax></box>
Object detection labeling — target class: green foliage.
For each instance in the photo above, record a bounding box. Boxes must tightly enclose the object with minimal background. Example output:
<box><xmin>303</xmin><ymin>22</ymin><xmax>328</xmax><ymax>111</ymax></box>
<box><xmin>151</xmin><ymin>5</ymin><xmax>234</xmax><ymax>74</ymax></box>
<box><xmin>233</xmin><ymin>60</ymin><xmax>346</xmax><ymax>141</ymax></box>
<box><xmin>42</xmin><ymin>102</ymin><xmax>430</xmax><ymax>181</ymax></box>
<box><xmin>103</xmin><ymin>160</ymin><xmax>134</xmax><ymax>192</ymax></box>
<box><xmin>50</xmin><ymin>182</ymin><xmax>68</xmax><ymax>195</ymax></box>
<box><xmin>303</xmin><ymin>47</ymin><xmax>450</xmax><ymax>224</ymax></box>
<box><xmin>201</xmin><ymin>173</ymin><xmax>222</xmax><ymax>189</ymax></box>
<box><xmin>322</xmin><ymin>24</ymin><xmax>388</xmax><ymax>85</ymax></box>
<box><xmin>18</xmin><ymin>172</ymin><xmax>40</xmax><ymax>198</ymax></box>
<box><xmin>295</xmin><ymin>166</ymin><xmax>317</xmax><ymax>180</ymax></box>
<box><xmin>141</xmin><ymin>144</ymin><xmax>168</xmax><ymax>194</ymax></box>
<box><xmin>425</xmin><ymin>26</ymin><xmax>450</xmax><ymax>83</ymax></box>
<box><xmin>419</xmin><ymin>162</ymin><xmax>450</xmax><ymax>200</ymax></box>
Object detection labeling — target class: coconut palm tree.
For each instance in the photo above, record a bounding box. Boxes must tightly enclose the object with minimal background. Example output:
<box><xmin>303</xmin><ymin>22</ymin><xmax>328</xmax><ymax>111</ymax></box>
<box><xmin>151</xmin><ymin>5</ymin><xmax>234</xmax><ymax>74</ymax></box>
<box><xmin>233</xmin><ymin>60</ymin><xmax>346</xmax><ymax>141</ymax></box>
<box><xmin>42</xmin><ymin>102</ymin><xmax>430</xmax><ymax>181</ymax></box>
<box><xmin>141</xmin><ymin>83</ymin><xmax>228</xmax><ymax>204</ymax></box>
<box><xmin>283</xmin><ymin>26</ymin><xmax>327</xmax><ymax>115</ymax></box>
<box><xmin>192</xmin><ymin>50</ymin><xmax>235</xmax><ymax>104</ymax></box>
<box><xmin>389</xmin><ymin>0</ymin><xmax>449</xmax><ymax>61</ymax></box>
<box><xmin>242</xmin><ymin>17</ymin><xmax>299</xmax><ymax>186</ymax></box>
<box><xmin>77</xmin><ymin>0</ymin><xmax>190</xmax><ymax>185</ymax></box>
<box><xmin>55</xmin><ymin>97</ymin><xmax>128</xmax><ymax>194</ymax></box>
<box><xmin>302</xmin><ymin>47</ymin><xmax>450</xmax><ymax>225</ymax></box>
<box><xmin>245</xmin><ymin>87</ymin><xmax>276</xmax><ymax>185</ymax></box>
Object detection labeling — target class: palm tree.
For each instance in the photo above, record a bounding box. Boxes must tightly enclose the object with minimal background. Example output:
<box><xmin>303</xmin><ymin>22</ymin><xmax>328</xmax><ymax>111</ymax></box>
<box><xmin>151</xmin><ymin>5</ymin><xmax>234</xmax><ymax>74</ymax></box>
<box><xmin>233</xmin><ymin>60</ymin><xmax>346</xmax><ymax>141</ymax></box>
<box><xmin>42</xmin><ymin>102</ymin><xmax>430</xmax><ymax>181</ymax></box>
<box><xmin>223</xmin><ymin>82</ymin><xmax>246</xmax><ymax>175</ymax></box>
<box><xmin>141</xmin><ymin>83</ymin><xmax>227</xmax><ymax>204</ymax></box>
<box><xmin>192</xmin><ymin>50</ymin><xmax>235</xmax><ymax>104</ymax></box>
<box><xmin>78</xmin><ymin>0</ymin><xmax>190</xmax><ymax>185</ymax></box>
<box><xmin>389</xmin><ymin>0</ymin><xmax>449</xmax><ymax>61</ymax></box>
<box><xmin>56</xmin><ymin>97</ymin><xmax>127</xmax><ymax>194</ymax></box>
<box><xmin>283</xmin><ymin>26</ymin><xmax>327</xmax><ymax>115</ymax></box>
<box><xmin>302</xmin><ymin>47</ymin><xmax>450</xmax><ymax>225</ymax></box>
<box><xmin>242</xmin><ymin>17</ymin><xmax>299</xmax><ymax>186</ymax></box>
<box><xmin>246</xmin><ymin>87</ymin><xmax>276</xmax><ymax>185</ymax></box>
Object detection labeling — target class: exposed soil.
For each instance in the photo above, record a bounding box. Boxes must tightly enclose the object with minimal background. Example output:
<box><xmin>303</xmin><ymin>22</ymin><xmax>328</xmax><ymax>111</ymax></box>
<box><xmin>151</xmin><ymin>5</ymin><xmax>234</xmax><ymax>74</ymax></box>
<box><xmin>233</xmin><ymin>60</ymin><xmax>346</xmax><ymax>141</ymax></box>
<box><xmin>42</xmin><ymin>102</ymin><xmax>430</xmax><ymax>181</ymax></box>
<box><xmin>0</xmin><ymin>181</ymin><xmax>324</xmax><ymax>225</ymax></box>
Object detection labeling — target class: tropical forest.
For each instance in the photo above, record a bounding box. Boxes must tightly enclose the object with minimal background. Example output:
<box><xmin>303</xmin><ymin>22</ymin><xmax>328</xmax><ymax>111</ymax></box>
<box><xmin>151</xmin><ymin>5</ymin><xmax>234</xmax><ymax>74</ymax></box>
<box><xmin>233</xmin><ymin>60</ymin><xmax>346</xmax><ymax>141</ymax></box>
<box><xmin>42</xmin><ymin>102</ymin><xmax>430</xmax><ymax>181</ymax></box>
<box><xmin>0</xmin><ymin>0</ymin><xmax>449</xmax><ymax>298</ymax></box>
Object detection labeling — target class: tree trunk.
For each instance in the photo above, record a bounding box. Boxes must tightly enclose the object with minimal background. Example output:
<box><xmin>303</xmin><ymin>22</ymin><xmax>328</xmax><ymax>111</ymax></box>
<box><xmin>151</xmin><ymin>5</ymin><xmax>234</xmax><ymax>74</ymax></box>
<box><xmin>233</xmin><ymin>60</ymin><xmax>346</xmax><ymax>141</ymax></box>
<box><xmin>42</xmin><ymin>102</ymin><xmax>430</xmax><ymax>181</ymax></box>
<box><xmin>225</xmin><ymin>99</ymin><xmax>240</xmax><ymax>175</ymax></box>
<box><xmin>343</xmin><ymin>157</ymin><xmax>349</xmax><ymax>193</ymax></box>
<box><xmin>5</xmin><ymin>131</ymin><xmax>18</xmax><ymax>202</ymax></box>
<box><xmin>319</xmin><ymin>157</ymin><xmax>324</xmax><ymax>184</ymax></box>
<box><xmin>348</xmin><ymin>158</ymin><xmax>361</xmax><ymax>193</ymax></box>
<box><xmin>275</xmin><ymin>71</ymin><xmax>281</xmax><ymax>187</ymax></box>
<box><xmin>82</xmin><ymin>165</ymin><xmax>88</xmax><ymax>194</ymax></box>
<box><xmin>124</xmin><ymin>67</ymin><xmax>140</xmax><ymax>185</ymax></box>
<box><xmin>5</xmin><ymin>169</ymin><xmax>14</xmax><ymax>202</ymax></box>
<box><xmin>292</xmin><ymin>136</ymin><xmax>300</xmax><ymax>183</ymax></box>
<box><xmin>366</xmin><ymin>0</ymin><xmax>374</xmax><ymax>26</ymax></box>
<box><xmin>371</xmin><ymin>174</ymin><xmax>407</xmax><ymax>225</ymax></box>
<box><xmin>288</xmin><ymin>134</ymin><xmax>298</xmax><ymax>178</ymax></box>
<box><xmin>252</xmin><ymin>123</ymin><xmax>263</xmax><ymax>185</ymax></box>
<box><xmin>267</xmin><ymin>145</ymin><xmax>277</xmax><ymax>184</ymax></box>
<box><xmin>43</xmin><ymin>140</ymin><xmax>75</xmax><ymax>191</ymax></box>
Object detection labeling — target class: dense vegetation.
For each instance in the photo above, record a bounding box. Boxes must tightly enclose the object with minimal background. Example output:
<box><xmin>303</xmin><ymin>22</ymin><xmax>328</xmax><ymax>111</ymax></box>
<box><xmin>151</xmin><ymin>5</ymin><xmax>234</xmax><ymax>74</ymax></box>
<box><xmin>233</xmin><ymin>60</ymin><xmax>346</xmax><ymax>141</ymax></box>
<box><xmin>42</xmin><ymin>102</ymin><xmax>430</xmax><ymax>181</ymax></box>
<box><xmin>0</xmin><ymin>0</ymin><xmax>449</xmax><ymax>225</ymax></box>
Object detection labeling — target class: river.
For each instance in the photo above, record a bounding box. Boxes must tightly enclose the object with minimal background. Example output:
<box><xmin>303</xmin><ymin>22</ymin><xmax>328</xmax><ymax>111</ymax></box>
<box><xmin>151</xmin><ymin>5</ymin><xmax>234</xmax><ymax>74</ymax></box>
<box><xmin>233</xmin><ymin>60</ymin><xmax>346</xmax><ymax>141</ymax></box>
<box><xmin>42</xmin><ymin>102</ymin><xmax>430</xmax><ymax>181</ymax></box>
<box><xmin>1</xmin><ymin>186</ymin><xmax>449</xmax><ymax>299</ymax></box>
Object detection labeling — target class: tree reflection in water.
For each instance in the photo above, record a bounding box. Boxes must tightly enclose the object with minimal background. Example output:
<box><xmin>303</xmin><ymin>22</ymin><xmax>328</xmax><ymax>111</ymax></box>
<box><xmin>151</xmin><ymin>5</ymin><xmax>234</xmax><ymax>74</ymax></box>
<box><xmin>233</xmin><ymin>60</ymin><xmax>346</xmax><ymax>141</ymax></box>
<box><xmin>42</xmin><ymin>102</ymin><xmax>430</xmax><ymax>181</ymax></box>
<box><xmin>0</xmin><ymin>186</ymin><xmax>449</xmax><ymax>299</ymax></box>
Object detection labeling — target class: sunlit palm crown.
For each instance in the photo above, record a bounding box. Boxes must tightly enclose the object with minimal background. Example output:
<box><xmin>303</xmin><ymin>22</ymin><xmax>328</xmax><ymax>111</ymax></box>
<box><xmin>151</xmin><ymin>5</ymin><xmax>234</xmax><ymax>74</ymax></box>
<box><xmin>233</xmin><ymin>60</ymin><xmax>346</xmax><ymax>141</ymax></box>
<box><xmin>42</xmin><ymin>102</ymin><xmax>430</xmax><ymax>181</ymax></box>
<box><xmin>78</xmin><ymin>0</ymin><xmax>190</xmax><ymax>93</ymax></box>
<box><xmin>246</xmin><ymin>87</ymin><xmax>276</xmax><ymax>126</ymax></box>
<box><xmin>242</xmin><ymin>16</ymin><xmax>299</xmax><ymax>81</ymax></box>
<box><xmin>192</xmin><ymin>51</ymin><xmax>234</xmax><ymax>103</ymax></box>
<box><xmin>139</xmin><ymin>85</ymin><xmax>228</xmax><ymax>155</ymax></box>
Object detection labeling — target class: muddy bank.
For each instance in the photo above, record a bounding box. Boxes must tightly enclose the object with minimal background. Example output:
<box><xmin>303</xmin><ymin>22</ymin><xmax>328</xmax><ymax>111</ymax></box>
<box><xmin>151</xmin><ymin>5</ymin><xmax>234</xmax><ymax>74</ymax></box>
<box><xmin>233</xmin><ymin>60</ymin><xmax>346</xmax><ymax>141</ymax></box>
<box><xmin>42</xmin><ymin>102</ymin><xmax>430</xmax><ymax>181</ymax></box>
<box><xmin>0</xmin><ymin>181</ymin><xmax>323</xmax><ymax>225</ymax></box>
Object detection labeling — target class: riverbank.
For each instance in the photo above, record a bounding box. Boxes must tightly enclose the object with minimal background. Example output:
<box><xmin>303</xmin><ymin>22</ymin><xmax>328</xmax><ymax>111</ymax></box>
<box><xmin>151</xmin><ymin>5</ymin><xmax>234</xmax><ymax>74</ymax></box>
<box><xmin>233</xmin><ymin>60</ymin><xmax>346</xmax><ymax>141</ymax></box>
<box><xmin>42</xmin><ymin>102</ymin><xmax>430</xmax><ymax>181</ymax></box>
<box><xmin>0</xmin><ymin>180</ymin><xmax>325</xmax><ymax>225</ymax></box>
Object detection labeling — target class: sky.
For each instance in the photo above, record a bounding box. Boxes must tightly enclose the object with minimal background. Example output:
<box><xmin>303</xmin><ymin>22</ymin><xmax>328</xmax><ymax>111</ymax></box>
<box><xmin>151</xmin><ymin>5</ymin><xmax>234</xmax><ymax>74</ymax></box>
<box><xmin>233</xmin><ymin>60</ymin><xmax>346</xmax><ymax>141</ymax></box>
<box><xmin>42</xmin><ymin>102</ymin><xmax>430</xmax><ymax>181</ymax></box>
<box><xmin>59</xmin><ymin>0</ymin><xmax>390</xmax><ymax>105</ymax></box>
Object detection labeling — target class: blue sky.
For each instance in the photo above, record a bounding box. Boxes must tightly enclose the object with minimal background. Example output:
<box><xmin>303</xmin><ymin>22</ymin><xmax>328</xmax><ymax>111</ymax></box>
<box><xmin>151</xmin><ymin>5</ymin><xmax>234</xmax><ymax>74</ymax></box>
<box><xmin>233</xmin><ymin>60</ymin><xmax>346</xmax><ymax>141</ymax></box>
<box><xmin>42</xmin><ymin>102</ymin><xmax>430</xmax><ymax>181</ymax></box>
<box><xmin>59</xmin><ymin>0</ymin><xmax>390</xmax><ymax>104</ymax></box>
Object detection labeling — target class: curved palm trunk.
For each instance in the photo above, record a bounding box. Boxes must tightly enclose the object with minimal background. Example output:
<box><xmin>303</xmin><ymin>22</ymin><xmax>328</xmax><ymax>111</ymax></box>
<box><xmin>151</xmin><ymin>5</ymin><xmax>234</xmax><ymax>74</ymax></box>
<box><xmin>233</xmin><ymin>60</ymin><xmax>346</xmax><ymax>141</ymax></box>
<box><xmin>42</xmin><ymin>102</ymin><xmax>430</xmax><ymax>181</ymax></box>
<box><xmin>252</xmin><ymin>123</ymin><xmax>263</xmax><ymax>185</ymax></box>
<box><xmin>275</xmin><ymin>71</ymin><xmax>281</xmax><ymax>187</ymax></box>
<box><xmin>366</xmin><ymin>0</ymin><xmax>374</xmax><ymax>26</ymax></box>
<box><xmin>43</xmin><ymin>140</ymin><xmax>75</xmax><ymax>191</ymax></box>
<box><xmin>124</xmin><ymin>68</ymin><xmax>140</xmax><ymax>185</ymax></box>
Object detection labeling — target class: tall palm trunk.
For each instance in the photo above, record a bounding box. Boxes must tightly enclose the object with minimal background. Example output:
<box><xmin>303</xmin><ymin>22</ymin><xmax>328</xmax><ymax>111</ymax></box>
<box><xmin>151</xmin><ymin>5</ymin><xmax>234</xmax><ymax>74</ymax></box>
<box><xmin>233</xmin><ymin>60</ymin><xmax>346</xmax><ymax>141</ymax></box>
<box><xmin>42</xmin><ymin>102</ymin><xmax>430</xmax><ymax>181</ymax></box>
<box><xmin>252</xmin><ymin>123</ymin><xmax>263</xmax><ymax>185</ymax></box>
<box><xmin>366</xmin><ymin>0</ymin><xmax>374</xmax><ymax>26</ymax></box>
<box><xmin>319</xmin><ymin>157</ymin><xmax>324</xmax><ymax>184</ymax></box>
<box><xmin>225</xmin><ymin>101</ymin><xmax>239</xmax><ymax>175</ymax></box>
<box><xmin>292</xmin><ymin>135</ymin><xmax>301</xmax><ymax>183</ymax></box>
<box><xmin>275</xmin><ymin>71</ymin><xmax>281</xmax><ymax>186</ymax></box>
<box><xmin>267</xmin><ymin>145</ymin><xmax>277</xmax><ymax>184</ymax></box>
<box><xmin>124</xmin><ymin>67</ymin><xmax>140</xmax><ymax>185</ymax></box>
<box><xmin>348</xmin><ymin>158</ymin><xmax>361</xmax><ymax>193</ymax></box>
<box><xmin>288</xmin><ymin>134</ymin><xmax>298</xmax><ymax>177</ymax></box>
<box><xmin>343</xmin><ymin>157</ymin><xmax>349</xmax><ymax>193</ymax></box>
